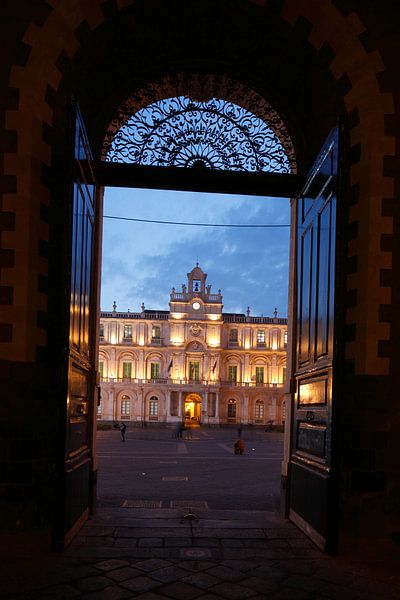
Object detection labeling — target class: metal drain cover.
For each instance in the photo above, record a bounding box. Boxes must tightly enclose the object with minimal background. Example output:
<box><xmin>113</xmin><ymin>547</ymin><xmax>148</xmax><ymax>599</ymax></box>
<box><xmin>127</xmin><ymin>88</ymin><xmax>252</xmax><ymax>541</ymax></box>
<box><xmin>122</xmin><ymin>500</ymin><xmax>162</xmax><ymax>508</ymax></box>
<box><xmin>162</xmin><ymin>476</ymin><xmax>188</xmax><ymax>481</ymax></box>
<box><xmin>181</xmin><ymin>548</ymin><xmax>212</xmax><ymax>559</ymax></box>
<box><xmin>170</xmin><ymin>500</ymin><xmax>208</xmax><ymax>509</ymax></box>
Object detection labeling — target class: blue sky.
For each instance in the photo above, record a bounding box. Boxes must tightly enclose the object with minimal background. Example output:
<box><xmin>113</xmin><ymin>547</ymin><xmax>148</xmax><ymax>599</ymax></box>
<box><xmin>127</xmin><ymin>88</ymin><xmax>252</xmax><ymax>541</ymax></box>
<box><xmin>101</xmin><ymin>187</ymin><xmax>290</xmax><ymax>318</ymax></box>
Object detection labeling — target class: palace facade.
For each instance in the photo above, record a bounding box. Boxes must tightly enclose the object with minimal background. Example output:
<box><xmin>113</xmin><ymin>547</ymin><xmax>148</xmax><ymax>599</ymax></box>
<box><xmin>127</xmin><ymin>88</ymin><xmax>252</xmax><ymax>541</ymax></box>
<box><xmin>99</xmin><ymin>265</ymin><xmax>287</xmax><ymax>426</ymax></box>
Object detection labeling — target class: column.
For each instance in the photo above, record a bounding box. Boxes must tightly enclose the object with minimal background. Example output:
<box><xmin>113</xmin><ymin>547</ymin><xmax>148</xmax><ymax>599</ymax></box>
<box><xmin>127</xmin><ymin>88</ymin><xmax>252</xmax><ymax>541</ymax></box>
<box><xmin>138</xmin><ymin>349</ymin><xmax>145</xmax><ymax>380</ymax></box>
<box><xmin>139</xmin><ymin>387</ymin><xmax>144</xmax><ymax>423</ymax></box>
<box><xmin>178</xmin><ymin>391</ymin><xmax>183</xmax><ymax>418</ymax></box>
<box><xmin>201</xmin><ymin>393</ymin><xmax>207</xmax><ymax>423</ymax></box>
<box><xmin>166</xmin><ymin>390</ymin><xmax>171</xmax><ymax>421</ymax></box>
<box><xmin>270</xmin><ymin>396</ymin><xmax>277</xmax><ymax>422</ymax></box>
<box><xmin>242</xmin><ymin>394</ymin><xmax>249</xmax><ymax>424</ymax></box>
<box><xmin>244</xmin><ymin>353</ymin><xmax>250</xmax><ymax>383</ymax></box>
<box><xmin>215</xmin><ymin>391</ymin><xmax>220</xmax><ymax>420</ymax></box>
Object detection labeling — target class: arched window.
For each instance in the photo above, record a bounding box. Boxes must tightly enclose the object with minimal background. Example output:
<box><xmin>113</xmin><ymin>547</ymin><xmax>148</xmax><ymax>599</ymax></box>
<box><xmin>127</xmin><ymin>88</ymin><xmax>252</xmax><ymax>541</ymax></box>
<box><xmin>255</xmin><ymin>400</ymin><xmax>264</xmax><ymax>422</ymax></box>
<box><xmin>149</xmin><ymin>396</ymin><xmax>159</xmax><ymax>420</ymax></box>
<box><xmin>121</xmin><ymin>394</ymin><xmax>131</xmax><ymax>417</ymax></box>
<box><xmin>227</xmin><ymin>398</ymin><xmax>237</xmax><ymax>421</ymax></box>
<box><xmin>104</xmin><ymin>78</ymin><xmax>296</xmax><ymax>174</ymax></box>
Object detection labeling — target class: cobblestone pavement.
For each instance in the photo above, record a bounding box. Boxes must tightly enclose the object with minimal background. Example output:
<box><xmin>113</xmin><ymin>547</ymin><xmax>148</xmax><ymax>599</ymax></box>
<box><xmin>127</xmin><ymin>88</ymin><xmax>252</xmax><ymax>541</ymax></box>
<box><xmin>1</xmin><ymin>428</ymin><xmax>399</xmax><ymax>599</ymax></box>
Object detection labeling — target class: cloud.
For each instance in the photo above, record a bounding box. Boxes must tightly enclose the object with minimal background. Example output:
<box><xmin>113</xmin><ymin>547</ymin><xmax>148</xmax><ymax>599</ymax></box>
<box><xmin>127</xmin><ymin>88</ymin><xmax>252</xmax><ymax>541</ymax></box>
<box><xmin>101</xmin><ymin>188</ymin><xmax>290</xmax><ymax>317</ymax></box>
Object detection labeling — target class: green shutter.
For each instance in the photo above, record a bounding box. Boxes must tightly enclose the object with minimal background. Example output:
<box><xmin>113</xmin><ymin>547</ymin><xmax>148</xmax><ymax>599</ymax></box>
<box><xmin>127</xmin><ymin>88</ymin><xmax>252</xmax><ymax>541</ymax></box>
<box><xmin>123</xmin><ymin>362</ymin><xmax>132</xmax><ymax>379</ymax></box>
<box><xmin>229</xmin><ymin>365</ymin><xmax>237</xmax><ymax>382</ymax></box>
<box><xmin>151</xmin><ymin>363</ymin><xmax>160</xmax><ymax>379</ymax></box>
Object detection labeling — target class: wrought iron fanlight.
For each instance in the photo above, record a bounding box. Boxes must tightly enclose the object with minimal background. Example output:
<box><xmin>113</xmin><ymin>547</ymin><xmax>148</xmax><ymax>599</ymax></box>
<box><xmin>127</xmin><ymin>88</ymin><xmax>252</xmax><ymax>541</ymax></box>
<box><xmin>104</xmin><ymin>95</ymin><xmax>294</xmax><ymax>173</ymax></box>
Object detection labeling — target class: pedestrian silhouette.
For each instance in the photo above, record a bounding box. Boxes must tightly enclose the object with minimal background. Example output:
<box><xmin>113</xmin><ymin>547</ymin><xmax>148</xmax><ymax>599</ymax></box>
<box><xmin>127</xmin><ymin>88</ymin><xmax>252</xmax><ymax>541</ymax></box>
<box><xmin>119</xmin><ymin>422</ymin><xmax>126</xmax><ymax>442</ymax></box>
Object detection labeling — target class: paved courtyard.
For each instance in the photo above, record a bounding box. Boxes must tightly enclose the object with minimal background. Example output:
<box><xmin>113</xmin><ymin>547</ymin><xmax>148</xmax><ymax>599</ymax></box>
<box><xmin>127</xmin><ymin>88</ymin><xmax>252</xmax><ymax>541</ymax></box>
<box><xmin>96</xmin><ymin>426</ymin><xmax>283</xmax><ymax>511</ymax></box>
<box><xmin>1</xmin><ymin>427</ymin><xmax>400</xmax><ymax>599</ymax></box>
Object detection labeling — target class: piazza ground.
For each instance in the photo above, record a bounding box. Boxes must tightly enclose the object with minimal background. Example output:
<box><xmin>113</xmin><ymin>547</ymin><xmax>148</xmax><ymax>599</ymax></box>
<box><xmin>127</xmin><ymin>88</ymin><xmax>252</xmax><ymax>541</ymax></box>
<box><xmin>1</xmin><ymin>428</ymin><xmax>400</xmax><ymax>599</ymax></box>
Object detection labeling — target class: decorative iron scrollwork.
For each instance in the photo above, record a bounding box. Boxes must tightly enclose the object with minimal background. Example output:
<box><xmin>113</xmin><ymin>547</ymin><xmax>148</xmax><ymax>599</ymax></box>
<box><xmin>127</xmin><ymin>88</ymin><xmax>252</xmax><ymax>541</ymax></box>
<box><xmin>103</xmin><ymin>77</ymin><xmax>296</xmax><ymax>173</ymax></box>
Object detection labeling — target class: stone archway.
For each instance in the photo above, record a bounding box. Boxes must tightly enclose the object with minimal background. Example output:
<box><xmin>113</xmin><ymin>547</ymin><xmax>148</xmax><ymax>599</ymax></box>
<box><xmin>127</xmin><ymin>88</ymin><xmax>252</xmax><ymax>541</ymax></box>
<box><xmin>184</xmin><ymin>392</ymin><xmax>202</xmax><ymax>424</ymax></box>
<box><xmin>1</xmin><ymin>0</ymin><xmax>399</xmax><ymax>551</ymax></box>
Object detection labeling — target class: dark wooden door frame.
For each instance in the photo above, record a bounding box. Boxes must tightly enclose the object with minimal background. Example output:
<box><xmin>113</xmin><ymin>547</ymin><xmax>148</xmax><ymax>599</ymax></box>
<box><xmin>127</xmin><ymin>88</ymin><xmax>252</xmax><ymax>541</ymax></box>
<box><xmin>94</xmin><ymin>161</ymin><xmax>304</xmax><ymax>198</ymax></box>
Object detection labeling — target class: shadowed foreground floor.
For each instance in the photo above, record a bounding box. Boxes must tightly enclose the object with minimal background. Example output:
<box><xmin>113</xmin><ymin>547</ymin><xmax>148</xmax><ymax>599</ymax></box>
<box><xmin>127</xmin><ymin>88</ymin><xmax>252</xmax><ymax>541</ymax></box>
<box><xmin>1</xmin><ymin>506</ymin><xmax>400</xmax><ymax>599</ymax></box>
<box><xmin>1</xmin><ymin>429</ymin><xmax>400</xmax><ymax>598</ymax></box>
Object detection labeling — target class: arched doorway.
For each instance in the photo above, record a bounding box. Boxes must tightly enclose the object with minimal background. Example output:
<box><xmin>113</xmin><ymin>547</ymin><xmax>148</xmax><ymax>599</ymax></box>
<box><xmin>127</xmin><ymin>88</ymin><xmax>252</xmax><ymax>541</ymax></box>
<box><xmin>3</xmin><ymin>0</ymin><xmax>397</xmax><ymax>559</ymax></box>
<box><xmin>62</xmin><ymin>67</ymin><xmax>341</xmax><ymax>550</ymax></box>
<box><xmin>184</xmin><ymin>393</ymin><xmax>202</xmax><ymax>424</ymax></box>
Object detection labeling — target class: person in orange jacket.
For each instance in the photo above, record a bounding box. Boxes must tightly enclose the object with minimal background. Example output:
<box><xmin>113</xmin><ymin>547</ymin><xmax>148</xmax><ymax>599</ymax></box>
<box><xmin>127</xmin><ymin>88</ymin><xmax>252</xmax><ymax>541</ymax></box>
<box><xmin>234</xmin><ymin>438</ymin><xmax>245</xmax><ymax>455</ymax></box>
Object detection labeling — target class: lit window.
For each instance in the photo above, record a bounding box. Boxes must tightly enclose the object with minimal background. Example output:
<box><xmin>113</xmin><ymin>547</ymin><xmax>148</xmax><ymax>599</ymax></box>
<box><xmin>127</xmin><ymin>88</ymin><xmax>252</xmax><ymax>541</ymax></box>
<box><xmin>122</xmin><ymin>362</ymin><xmax>132</xmax><ymax>379</ymax></box>
<box><xmin>149</xmin><ymin>396</ymin><xmax>158</xmax><ymax>419</ymax></box>
<box><xmin>229</xmin><ymin>328</ymin><xmax>238</xmax><ymax>342</ymax></box>
<box><xmin>284</xmin><ymin>330</ymin><xmax>288</xmax><ymax>346</ymax></box>
<box><xmin>255</xmin><ymin>400</ymin><xmax>264</xmax><ymax>421</ymax></box>
<box><xmin>121</xmin><ymin>395</ymin><xmax>130</xmax><ymax>416</ymax></box>
<box><xmin>99</xmin><ymin>361</ymin><xmax>104</xmax><ymax>378</ymax></box>
<box><xmin>255</xmin><ymin>366</ymin><xmax>264</xmax><ymax>384</ymax></box>
<box><xmin>151</xmin><ymin>362</ymin><xmax>160</xmax><ymax>380</ymax></box>
<box><xmin>227</xmin><ymin>399</ymin><xmax>237</xmax><ymax>419</ymax></box>
<box><xmin>152</xmin><ymin>325</ymin><xmax>161</xmax><ymax>339</ymax></box>
<box><xmin>97</xmin><ymin>397</ymin><xmax>102</xmax><ymax>416</ymax></box>
<box><xmin>229</xmin><ymin>365</ymin><xmax>237</xmax><ymax>383</ymax></box>
<box><xmin>283</xmin><ymin>367</ymin><xmax>286</xmax><ymax>383</ymax></box>
<box><xmin>257</xmin><ymin>330</ymin><xmax>265</xmax><ymax>344</ymax></box>
<box><xmin>99</xmin><ymin>323</ymin><xmax>104</xmax><ymax>338</ymax></box>
<box><xmin>189</xmin><ymin>361</ymin><xmax>200</xmax><ymax>381</ymax></box>
<box><xmin>124</xmin><ymin>324</ymin><xmax>132</xmax><ymax>339</ymax></box>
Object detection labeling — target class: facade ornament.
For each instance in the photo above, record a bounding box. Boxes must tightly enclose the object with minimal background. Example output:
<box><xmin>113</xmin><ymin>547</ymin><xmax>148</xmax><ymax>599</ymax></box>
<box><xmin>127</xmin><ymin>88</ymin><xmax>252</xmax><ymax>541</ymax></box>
<box><xmin>190</xmin><ymin>323</ymin><xmax>202</xmax><ymax>337</ymax></box>
<box><xmin>141</xmin><ymin>302</ymin><xmax>145</xmax><ymax>312</ymax></box>
<box><xmin>246</xmin><ymin>306</ymin><xmax>250</xmax><ymax>317</ymax></box>
<box><xmin>274</xmin><ymin>307</ymin><xmax>278</xmax><ymax>319</ymax></box>
<box><xmin>112</xmin><ymin>301</ymin><xmax>117</xmax><ymax>312</ymax></box>
<box><xmin>182</xmin><ymin>284</ymin><xmax>186</xmax><ymax>293</ymax></box>
<box><xmin>206</xmin><ymin>284</ymin><xmax>211</xmax><ymax>294</ymax></box>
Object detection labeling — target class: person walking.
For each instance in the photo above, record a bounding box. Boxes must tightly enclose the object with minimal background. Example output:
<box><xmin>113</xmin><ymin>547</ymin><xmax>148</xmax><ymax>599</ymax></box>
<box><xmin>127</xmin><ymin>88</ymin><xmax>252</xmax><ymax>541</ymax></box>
<box><xmin>119</xmin><ymin>422</ymin><xmax>126</xmax><ymax>442</ymax></box>
<box><xmin>177</xmin><ymin>422</ymin><xmax>185</xmax><ymax>439</ymax></box>
<box><xmin>237</xmin><ymin>424</ymin><xmax>242</xmax><ymax>438</ymax></box>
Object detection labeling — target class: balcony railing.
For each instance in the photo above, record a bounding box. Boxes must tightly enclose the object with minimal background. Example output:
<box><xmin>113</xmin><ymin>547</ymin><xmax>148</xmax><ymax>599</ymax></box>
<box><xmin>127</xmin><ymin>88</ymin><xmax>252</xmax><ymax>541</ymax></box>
<box><xmin>170</xmin><ymin>291</ymin><xmax>222</xmax><ymax>303</ymax></box>
<box><xmin>100</xmin><ymin>377</ymin><xmax>283</xmax><ymax>388</ymax></box>
<box><xmin>150</xmin><ymin>337</ymin><xmax>163</xmax><ymax>345</ymax></box>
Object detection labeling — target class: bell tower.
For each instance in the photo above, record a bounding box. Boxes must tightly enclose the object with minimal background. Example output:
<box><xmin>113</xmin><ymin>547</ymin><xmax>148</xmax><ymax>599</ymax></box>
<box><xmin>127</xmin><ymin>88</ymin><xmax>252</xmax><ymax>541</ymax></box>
<box><xmin>187</xmin><ymin>262</ymin><xmax>207</xmax><ymax>297</ymax></box>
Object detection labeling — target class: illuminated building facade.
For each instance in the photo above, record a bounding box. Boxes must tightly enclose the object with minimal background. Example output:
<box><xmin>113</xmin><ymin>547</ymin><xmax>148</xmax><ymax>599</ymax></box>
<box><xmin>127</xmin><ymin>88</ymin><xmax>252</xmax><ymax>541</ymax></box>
<box><xmin>99</xmin><ymin>265</ymin><xmax>287</xmax><ymax>426</ymax></box>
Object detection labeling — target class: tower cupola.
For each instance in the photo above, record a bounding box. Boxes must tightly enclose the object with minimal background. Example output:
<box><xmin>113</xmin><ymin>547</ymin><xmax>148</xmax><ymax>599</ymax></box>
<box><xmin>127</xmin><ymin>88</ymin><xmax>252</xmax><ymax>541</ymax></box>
<box><xmin>187</xmin><ymin>263</ymin><xmax>208</xmax><ymax>297</ymax></box>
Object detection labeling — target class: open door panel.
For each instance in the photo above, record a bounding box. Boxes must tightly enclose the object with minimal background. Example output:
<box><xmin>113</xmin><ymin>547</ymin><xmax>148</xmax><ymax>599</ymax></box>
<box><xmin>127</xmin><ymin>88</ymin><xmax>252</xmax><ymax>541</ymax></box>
<box><xmin>289</xmin><ymin>123</ymin><xmax>345</xmax><ymax>552</ymax></box>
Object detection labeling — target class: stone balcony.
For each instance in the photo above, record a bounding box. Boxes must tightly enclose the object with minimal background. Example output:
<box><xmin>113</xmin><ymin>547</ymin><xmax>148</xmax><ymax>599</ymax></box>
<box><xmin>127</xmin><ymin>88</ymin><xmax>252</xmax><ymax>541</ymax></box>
<box><xmin>100</xmin><ymin>377</ymin><xmax>284</xmax><ymax>389</ymax></box>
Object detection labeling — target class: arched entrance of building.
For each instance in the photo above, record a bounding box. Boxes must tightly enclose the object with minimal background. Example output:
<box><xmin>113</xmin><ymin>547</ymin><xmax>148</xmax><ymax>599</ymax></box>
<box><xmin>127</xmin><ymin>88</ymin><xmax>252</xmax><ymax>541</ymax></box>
<box><xmin>69</xmin><ymin>72</ymin><xmax>342</xmax><ymax>552</ymax></box>
<box><xmin>184</xmin><ymin>393</ymin><xmax>202</xmax><ymax>424</ymax></box>
<box><xmin>3</xmin><ymin>0</ymin><xmax>397</xmax><ymax>559</ymax></box>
